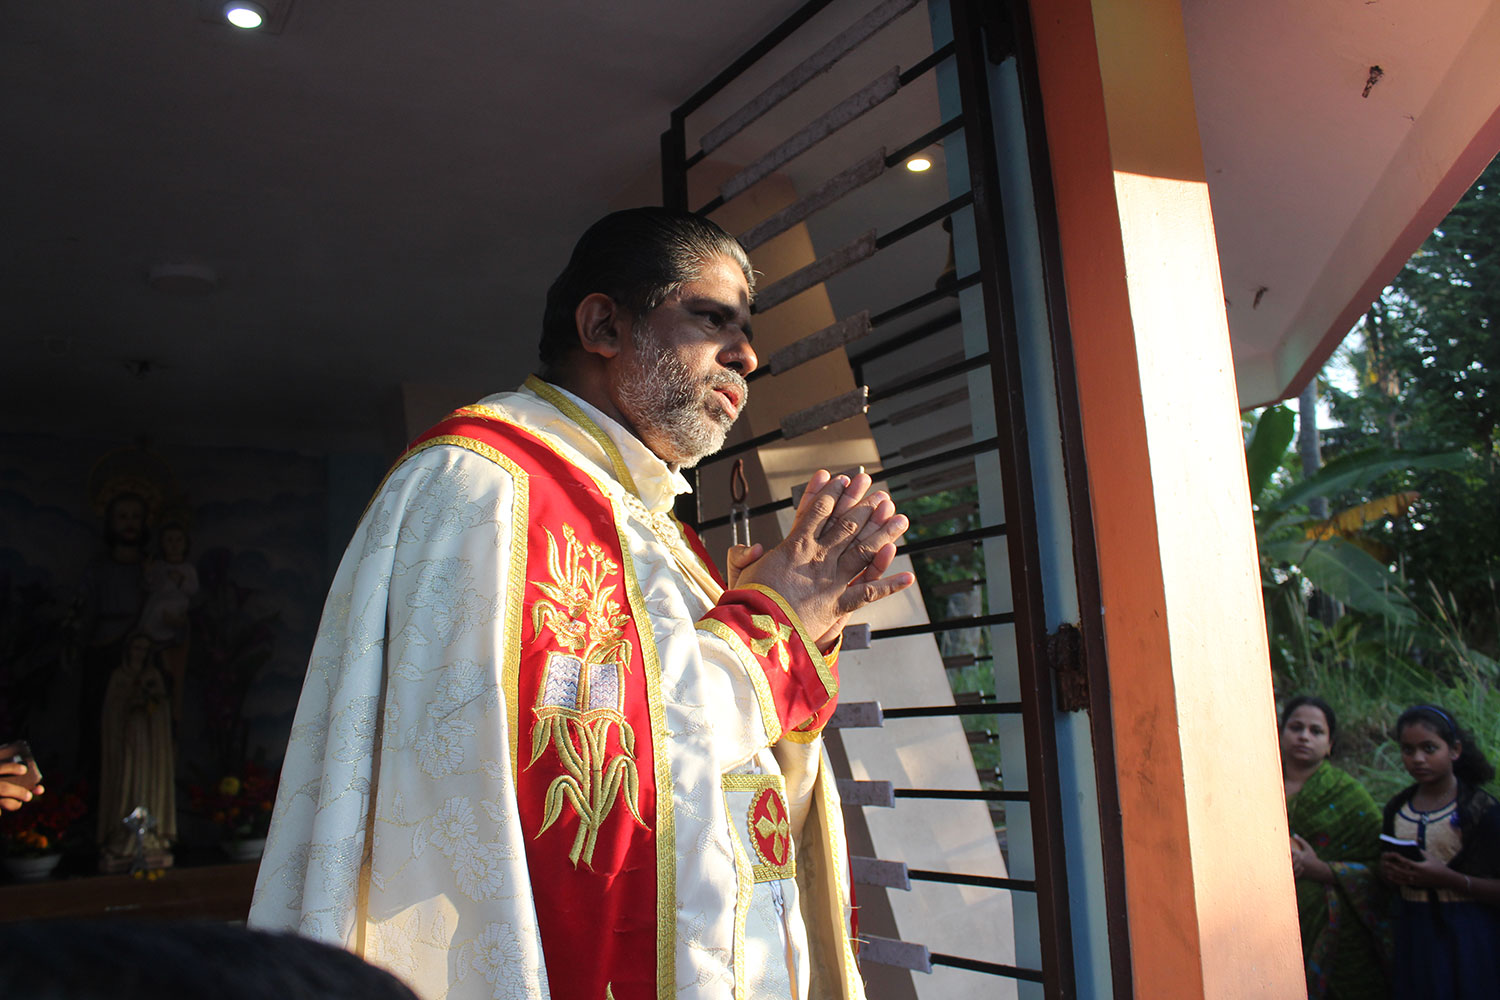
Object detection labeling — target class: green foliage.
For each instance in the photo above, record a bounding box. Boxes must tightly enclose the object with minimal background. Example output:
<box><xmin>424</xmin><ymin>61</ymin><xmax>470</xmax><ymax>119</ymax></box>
<box><xmin>1246</xmin><ymin>404</ymin><xmax>1296</xmax><ymax>505</ymax></box>
<box><xmin>1326</xmin><ymin>156</ymin><xmax>1500</xmax><ymax>654</ymax></box>
<box><xmin>1267</xmin><ymin>155</ymin><xmax>1500</xmax><ymax>803</ymax></box>
<box><xmin>899</xmin><ymin>485</ymin><xmax>1003</xmax><ymax>781</ymax></box>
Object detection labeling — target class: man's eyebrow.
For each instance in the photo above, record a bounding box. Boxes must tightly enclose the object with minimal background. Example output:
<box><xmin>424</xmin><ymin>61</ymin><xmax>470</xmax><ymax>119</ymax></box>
<box><xmin>684</xmin><ymin>295</ymin><xmax>754</xmax><ymax>340</ymax></box>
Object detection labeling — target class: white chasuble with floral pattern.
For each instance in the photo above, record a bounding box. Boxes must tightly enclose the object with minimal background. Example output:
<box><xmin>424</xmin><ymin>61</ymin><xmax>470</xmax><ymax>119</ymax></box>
<box><xmin>249</xmin><ymin>378</ymin><xmax>864</xmax><ymax>1000</ymax></box>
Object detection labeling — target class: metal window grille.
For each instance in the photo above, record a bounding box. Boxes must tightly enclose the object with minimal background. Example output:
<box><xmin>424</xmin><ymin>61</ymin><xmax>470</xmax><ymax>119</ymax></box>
<box><xmin>661</xmin><ymin>1</ymin><xmax>1130</xmax><ymax>996</ymax></box>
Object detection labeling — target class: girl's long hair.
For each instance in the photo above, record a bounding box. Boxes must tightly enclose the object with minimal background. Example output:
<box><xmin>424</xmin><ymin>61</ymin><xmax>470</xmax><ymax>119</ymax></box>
<box><xmin>1395</xmin><ymin>704</ymin><xmax>1495</xmax><ymax>786</ymax></box>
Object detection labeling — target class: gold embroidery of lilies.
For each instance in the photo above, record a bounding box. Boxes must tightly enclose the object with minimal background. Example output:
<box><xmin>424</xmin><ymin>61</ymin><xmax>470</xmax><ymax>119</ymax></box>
<box><xmin>529</xmin><ymin>523</ymin><xmax>643</xmax><ymax>867</ymax></box>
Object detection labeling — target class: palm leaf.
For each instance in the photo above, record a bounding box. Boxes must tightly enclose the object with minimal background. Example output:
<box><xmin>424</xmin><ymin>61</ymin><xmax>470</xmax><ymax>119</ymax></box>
<box><xmin>1261</xmin><ymin>534</ymin><xmax>1417</xmax><ymax>624</ymax></box>
<box><xmin>1272</xmin><ymin>448</ymin><xmax>1465</xmax><ymax>512</ymax></box>
<box><xmin>1303</xmin><ymin>491</ymin><xmax>1420</xmax><ymax>540</ymax></box>
<box><xmin>1245</xmin><ymin>405</ymin><xmax>1295</xmax><ymax>506</ymax></box>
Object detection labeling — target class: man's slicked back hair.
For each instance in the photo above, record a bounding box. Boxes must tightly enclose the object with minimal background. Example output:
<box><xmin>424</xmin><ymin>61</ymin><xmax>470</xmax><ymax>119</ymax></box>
<box><xmin>539</xmin><ymin>207</ymin><xmax>754</xmax><ymax>367</ymax></box>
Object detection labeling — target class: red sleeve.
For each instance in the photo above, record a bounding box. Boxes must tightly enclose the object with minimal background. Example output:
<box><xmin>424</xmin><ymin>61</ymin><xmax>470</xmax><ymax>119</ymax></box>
<box><xmin>696</xmin><ymin>584</ymin><xmax>839</xmax><ymax>741</ymax></box>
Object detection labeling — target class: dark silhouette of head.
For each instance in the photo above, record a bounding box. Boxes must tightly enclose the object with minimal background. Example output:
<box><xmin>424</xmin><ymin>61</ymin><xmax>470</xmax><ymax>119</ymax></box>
<box><xmin>539</xmin><ymin>207</ymin><xmax>754</xmax><ymax>370</ymax></box>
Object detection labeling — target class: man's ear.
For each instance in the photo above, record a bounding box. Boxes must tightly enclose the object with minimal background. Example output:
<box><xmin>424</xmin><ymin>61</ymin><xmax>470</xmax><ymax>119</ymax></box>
<box><xmin>575</xmin><ymin>293</ymin><xmax>626</xmax><ymax>359</ymax></box>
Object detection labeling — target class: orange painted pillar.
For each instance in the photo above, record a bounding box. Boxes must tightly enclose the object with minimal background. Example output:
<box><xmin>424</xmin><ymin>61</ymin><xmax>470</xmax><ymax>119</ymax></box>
<box><xmin>1027</xmin><ymin>1</ymin><xmax>1302</xmax><ymax>996</ymax></box>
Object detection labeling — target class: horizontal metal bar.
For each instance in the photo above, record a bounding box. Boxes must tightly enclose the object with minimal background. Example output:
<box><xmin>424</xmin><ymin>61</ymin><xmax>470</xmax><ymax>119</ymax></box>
<box><xmin>911</xmin><ymin>538</ymin><xmax>982</xmax><ymax>562</ymax></box>
<box><xmin>875</xmin><ymin>192</ymin><xmax>973</xmax><ymax>251</ymax></box>
<box><xmin>884</xmin><ymin>115</ymin><xmax>964</xmax><ymax>170</ymax></box>
<box><xmin>859</xmin><ymin>935</ymin><xmax>931</xmax><ymax>974</ymax></box>
<box><xmin>704</xmin><ymin>386</ymin><xmax>869</xmax><ymax>463</ymax></box>
<box><xmin>828</xmin><ymin>701</ymin><xmax>884</xmax><ymax>728</ymax></box>
<box><xmin>781</xmin><ymin>386</ymin><xmax>869</xmax><ymax>438</ymax></box>
<box><xmin>837</xmin><ymin>778</ymin><xmax>895</xmax><ymax>807</ymax></box>
<box><xmin>696</xmin><ymin>495</ymin><xmax>793</xmax><ymax>531</ymax></box>
<box><xmin>869</xmin><ymin>351</ymin><xmax>989</xmax><ymax>405</ymax></box>
<box><xmin>868</xmin><ymin>271</ymin><xmax>980</xmax><ymax>328</ymax></box>
<box><xmin>871</xmin><ymin>434</ymin><xmax>998</xmax><ymax>486</ymax></box>
<box><xmin>850</xmin><ymin>855</ymin><xmax>910</xmax><ymax>890</ymax></box>
<box><xmin>930</xmin><ymin>953</ymin><xmax>1044</xmax><ymax>983</ymax></box>
<box><xmin>735</xmin><ymin>118</ymin><xmax>959</xmax><ymax>250</ymax></box>
<box><xmin>894</xmin><ymin>788</ymin><xmax>1030</xmax><ymax>802</ymax></box>
<box><xmin>902</xmin><ymin>464</ymin><xmax>977</xmax><ymax>495</ymax></box>
<box><xmin>755</xmin><ymin>230</ymin><xmax>877</xmax><ymax>312</ymax></box>
<box><xmin>759</xmin><ymin>310</ymin><xmax>873</xmax><ymax>377</ymax></box>
<box><xmin>913</xmin><ymin>501</ymin><xmax>977</xmax><ymax>527</ymax></box>
<box><xmin>695</xmin><ymin>194</ymin><xmax>726</xmax><ymax>217</ymax></box>
<box><xmin>721</xmin><ymin>69</ymin><xmax>900</xmax><ymax>203</ymax></box>
<box><xmin>673</xmin><ymin>0</ymin><xmax>839</xmax><ymax>119</ymax></box>
<box><xmin>840</xmin><ymin>622</ymin><xmax>871</xmax><ymax>650</ymax></box>
<box><xmin>881</xmin><ymin>702</ymin><xmax>1022</xmax><ymax>719</ymax></box>
<box><xmin>876</xmin><ymin>385</ymin><xmax>969</xmax><ymax>429</ymax></box>
<box><xmin>907</xmin><ymin>868</ymin><xmax>1037</xmax><ymax>892</ymax></box>
<box><xmin>740</xmin><ymin>152</ymin><xmax>887</xmax><ymax>252</ymax></box>
<box><xmin>898</xmin><ymin>523</ymin><xmax>1006</xmax><ymax>559</ymax></box>
<box><xmin>869</xmin><ymin>610</ymin><xmax>1014</xmax><ymax>640</ymax></box>
<box><xmin>896</xmin><ymin>425</ymin><xmax>972</xmax><ymax>459</ymax></box>
<box><xmin>929</xmin><ymin>576</ymin><xmax>981</xmax><ymax>596</ymax></box>
<box><xmin>707</xmin><ymin>426</ymin><xmax>784</xmax><ymax>462</ymax></box>
<box><xmin>848</xmin><ymin>309</ymin><xmax>961</xmax><ymax>369</ymax></box>
<box><xmin>898</xmin><ymin>39</ymin><xmax>955</xmax><ymax>86</ymax></box>
<box><xmin>701</xmin><ymin>0</ymin><xmax>920</xmax><ymax>154</ymax></box>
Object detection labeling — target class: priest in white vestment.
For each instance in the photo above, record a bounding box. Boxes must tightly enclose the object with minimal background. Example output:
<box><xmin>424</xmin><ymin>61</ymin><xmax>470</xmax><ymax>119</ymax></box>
<box><xmin>249</xmin><ymin>208</ymin><xmax>913</xmax><ymax>1000</ymax></box>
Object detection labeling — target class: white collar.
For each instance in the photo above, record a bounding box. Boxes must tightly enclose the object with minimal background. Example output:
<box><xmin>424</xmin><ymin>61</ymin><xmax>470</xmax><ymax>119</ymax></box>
<box><xmin>517</xmin><ymin>377</ymin><xmax>692</xmax><ymax>515</ymax></box>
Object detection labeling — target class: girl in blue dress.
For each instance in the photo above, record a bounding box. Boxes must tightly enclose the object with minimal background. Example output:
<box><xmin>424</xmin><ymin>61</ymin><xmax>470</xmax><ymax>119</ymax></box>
<box><xmin>1380</xmin><ymin>704</ymin><xmax>1500</xmax><ymax>999</ymax></box>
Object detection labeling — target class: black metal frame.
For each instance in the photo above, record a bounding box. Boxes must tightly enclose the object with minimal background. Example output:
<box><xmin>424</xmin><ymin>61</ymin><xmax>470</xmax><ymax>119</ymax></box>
<box><xmin>947</xmin><ymin>1</ymin><xmax>1075</xmax><ymax>991</ymax></box>
<box><xmin>1001</xmin><ymin>0</ymin><xmax>1134</xmax><ymax>991</ymax></box>
<box><xmin>656</xmin><ymin>0</ymin><xmax>1129</xmax><ymax>995</ymax></box>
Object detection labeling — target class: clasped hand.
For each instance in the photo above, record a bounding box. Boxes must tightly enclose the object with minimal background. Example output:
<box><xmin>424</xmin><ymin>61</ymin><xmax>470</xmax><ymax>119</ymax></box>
<box><xmin>727</xmin><ymin>470</ymin><xmax>914</xmax><ymax>648</ymax></box>
<box><xmin>1380</xmin><ymin>849</ymin><xmax>1451</xmax><ymax>889</ymax></box>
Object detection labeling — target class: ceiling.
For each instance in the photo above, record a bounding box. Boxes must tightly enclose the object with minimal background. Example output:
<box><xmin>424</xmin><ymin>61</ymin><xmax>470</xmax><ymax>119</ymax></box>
<box><xmin>3</xmin><ymin>0</ymin><xmax>1497</xmax><ymax>454</ymax></box>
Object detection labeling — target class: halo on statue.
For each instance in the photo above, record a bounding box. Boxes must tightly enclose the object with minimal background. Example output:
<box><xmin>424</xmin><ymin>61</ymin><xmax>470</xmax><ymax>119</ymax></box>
<box><xmin>86</xmin><ymin>445</ymin><xmax>177</xmax><ymax>521</ymax></box>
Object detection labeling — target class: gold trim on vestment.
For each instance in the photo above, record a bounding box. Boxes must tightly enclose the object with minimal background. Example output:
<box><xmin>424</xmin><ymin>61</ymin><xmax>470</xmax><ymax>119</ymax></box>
<box><xmin>512</xmin><ymin>381</ymin><xmax>727</xmax><ymax>604</ymax></box>
<box><xmin>378</xmin><ymin>434</ymin><xmax>531</xmax><ymax>773</ymax></box>
<box><xmin>813</xmin><ymin>751</ymin><xmax>862</xmax><ymax>994</ymax></box>
<box><xmin>738</xmin><ymin>584</ymin><xmax>837</xmax><ymax>703</ymax></box>
<box><xmin>525</xmin><ymin>375</ymin><xmax>643</xmax><ymax>498</ymax></box>
<box><xmin>611</xmin><ymin>512</ymin><xmax>677</xmax><ymax>1000</ymax></box>
<box><xmin>723</xmin><ymin>789</ymin><xmax>755</xmax><ymax>994</ymax></box>
<box><xmin>695</xmin><ymin>619</ymin><xmax>783</xmax><ymax>746</ymax></box>
<box><xmin>427</xmin><ymin>404</ymin><xmax>678</xmax><ymax>995</ymax></box>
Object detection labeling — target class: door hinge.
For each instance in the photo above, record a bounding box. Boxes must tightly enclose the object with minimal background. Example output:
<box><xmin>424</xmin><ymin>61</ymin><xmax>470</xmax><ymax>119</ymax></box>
<box><xmin>1045</xmin><ymin>622</ymin><xmax>1088</xmax><ymax>712</ymax></box>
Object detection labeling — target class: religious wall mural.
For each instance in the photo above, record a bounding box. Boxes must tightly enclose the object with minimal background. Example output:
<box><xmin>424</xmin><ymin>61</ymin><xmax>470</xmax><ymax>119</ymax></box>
<box><xmin>0</xmin><ymin>433</ymin><xmax>333</xmax><ymax>873</ymax></box>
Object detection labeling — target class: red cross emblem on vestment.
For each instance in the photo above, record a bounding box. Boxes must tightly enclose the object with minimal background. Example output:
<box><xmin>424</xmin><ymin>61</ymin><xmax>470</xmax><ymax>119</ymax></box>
<box><xmin>749</xmin><ymin>787</ymin><xmax>791</xmax><ymax>868</ymax></box>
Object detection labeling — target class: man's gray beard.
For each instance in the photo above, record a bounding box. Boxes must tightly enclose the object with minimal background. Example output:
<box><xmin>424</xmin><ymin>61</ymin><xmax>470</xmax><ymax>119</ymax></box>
<box><xmin>617</xmin><ymin>327</ymin><xmax>749</xmax><ymax>470</ymax></box>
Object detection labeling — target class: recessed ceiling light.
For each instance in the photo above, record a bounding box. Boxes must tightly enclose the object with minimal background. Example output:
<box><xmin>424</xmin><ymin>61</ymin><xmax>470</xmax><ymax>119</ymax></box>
<box><xmin>906</xmin><ymin>156</ymin><xmax>932</xmax><ymax>173</ymax></box>
<box><xmin>224</xmin><ymin>2</ymin><xmax>266</xmax><ymax>29</ymax></box>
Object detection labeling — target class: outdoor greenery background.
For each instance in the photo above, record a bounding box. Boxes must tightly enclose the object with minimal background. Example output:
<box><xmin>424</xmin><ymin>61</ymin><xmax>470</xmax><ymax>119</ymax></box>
<box><xmin>1251</xmin><ymin>156</ymin><xmax>1498</xmax><ymax>803</ymax></box>
<box><xmin>903</xmin><ymin>157</ymin><xmax>1499</xmax><ymax>814</ymax></box>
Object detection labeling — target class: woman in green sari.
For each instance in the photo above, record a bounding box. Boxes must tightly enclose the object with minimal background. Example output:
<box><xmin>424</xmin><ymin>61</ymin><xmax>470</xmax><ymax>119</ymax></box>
<box><xmin>1282</xmin><ymin>695</ymin><xmax>1390</xmax><ymax>999</ymax></box>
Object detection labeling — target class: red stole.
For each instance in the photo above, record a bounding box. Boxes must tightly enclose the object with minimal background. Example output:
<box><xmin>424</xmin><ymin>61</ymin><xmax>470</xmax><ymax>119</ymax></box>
<box><xmin>407</xmin><ymin>409</ymin><xmax>669</xmax><ymax>1000</ymax></box>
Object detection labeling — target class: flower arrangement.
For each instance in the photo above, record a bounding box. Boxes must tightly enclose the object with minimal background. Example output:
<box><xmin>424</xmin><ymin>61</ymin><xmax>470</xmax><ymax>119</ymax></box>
<box><xmin>189</xmin><ymin>761</ymin><xmax>276</xmax><ymax>841</ymax></box>
<box><xmin>0</xmin><ymin>787</ymin><xmax>87</xmax><ymax>857</ymax></box>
